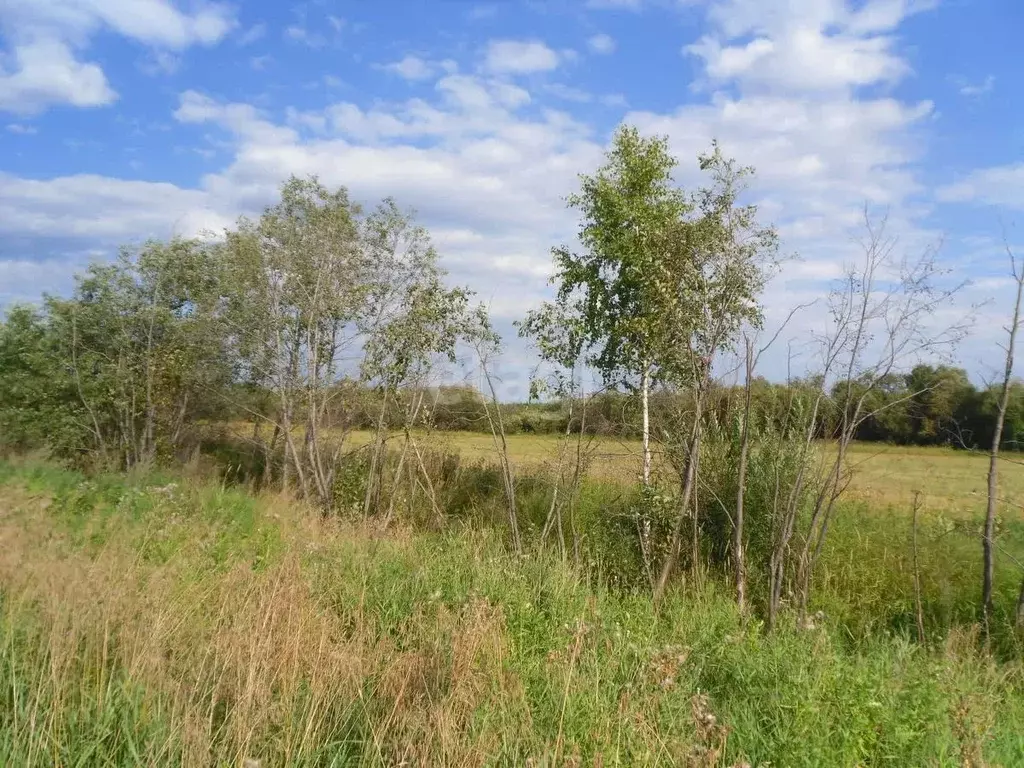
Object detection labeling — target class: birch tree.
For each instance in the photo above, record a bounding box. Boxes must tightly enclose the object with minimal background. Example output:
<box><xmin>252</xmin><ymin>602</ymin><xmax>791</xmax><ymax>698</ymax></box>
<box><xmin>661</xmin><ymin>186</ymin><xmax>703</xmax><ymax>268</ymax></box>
<box><xmin>525</xmin><ymin>125</ymin><xmax>691</xmax><ymax>489</ymax></box>
<box><xmin>46</xmin><ymin>239</ymin><xmax>229</xmax><ymax>468</ymax></box>
<box><xmin>651</xmin><ymin>145</ymin><xmax>777</xmax><ymax>603</ymax></box>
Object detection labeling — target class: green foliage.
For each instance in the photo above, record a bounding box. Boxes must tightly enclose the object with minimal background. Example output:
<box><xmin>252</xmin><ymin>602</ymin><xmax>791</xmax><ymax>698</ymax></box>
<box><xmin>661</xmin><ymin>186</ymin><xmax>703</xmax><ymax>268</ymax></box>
<box><xmin>522</xmin><ymin>125</ymin><xmax>692</xmax><ymax>387</ymax></box>
<box><xmin>0</xmin><ymin>305</ymin><xmax>84</xmax><ymax>453</ymax></box>
<box><xmin>698</xmin><ymin>387</ymin><xmax>814</xmax><ymax>570</ymax></box>
<box><xmin>0</xmin><ymin>240</ymin><xmax>231</xmax><ymax>467</ymax></box>
<box><xmin>522</xmin><ymin>129</ymin><xmax>776</xmax><ymax>405</ymax></box>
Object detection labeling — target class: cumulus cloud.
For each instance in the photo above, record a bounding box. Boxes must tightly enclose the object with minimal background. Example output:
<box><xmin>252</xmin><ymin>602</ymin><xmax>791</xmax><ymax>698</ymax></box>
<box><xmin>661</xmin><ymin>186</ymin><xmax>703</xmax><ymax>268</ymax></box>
<box><xmin>4</xmin><ymin>0</ymin><xmax>235</xmax><ymax>49</ymax></box>
<box><xmin>0</xmin><ymin>74</ymin><xmax>600</xmax><ymax>273</ymax></box>
<box><xmin>685</xmin><ymin>0</ymin><xmax>922</xmax><ymax>92</ymax></box>
<box><xmin>0</xmin><ymin>0</ymin><xmax>234</xmax><ymax>114</ymax></box>
<box><xmin>0</xmin><ymin>172</ymin><xmax>232</xmax><ymax>242</ymax></box>
<box><xmin>646</xmin><ymin>0</ymin><xmax>955</xmax><ymax>372</ymax></box>
<box><xmin>484</xmin><ymin>40</ymin><xmax>560</xmax><ymax>74</ymax></box>
<box><xmin>0</xmin><ymin>39</ymin><xmax>115</xmax><ymax>114</ymax></box>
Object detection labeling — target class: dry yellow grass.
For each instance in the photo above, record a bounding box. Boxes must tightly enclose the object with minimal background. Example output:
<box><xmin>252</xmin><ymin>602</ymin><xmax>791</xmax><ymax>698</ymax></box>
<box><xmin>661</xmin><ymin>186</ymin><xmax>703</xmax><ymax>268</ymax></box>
<box><xmin>0</xmin><ymin>485</ymin><xmax>527</xmax><ymax>766</ymax></box>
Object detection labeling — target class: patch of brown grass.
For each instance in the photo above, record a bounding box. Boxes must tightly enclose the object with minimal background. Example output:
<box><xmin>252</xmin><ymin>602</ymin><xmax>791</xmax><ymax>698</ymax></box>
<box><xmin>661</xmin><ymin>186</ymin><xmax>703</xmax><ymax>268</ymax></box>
<box><xmin>0</xmin><ymin>489</ymin><xmax>530</xmax><ymax>766</ymax></box>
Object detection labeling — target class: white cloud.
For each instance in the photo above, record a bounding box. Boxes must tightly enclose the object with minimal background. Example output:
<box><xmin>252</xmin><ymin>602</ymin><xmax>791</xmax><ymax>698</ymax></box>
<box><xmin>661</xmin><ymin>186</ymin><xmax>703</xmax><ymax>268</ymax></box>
<box><xmin>587</xmin><ymin>33</ymin><xmax>616</xmax><ymax>55</ymax></box>
<box><xmin>685</xmin><ymin>0</ymin><xmax>921</xmax><ymax>92</ymax></box>
<box><xmin>938</xmin><ymin>164</ymin><xmax>1024</xmax><ymax>210</ymax></box>
<box><xmin>283</xmin><ymin>6</ymin><xmax>346</xmax><ymax>49</ymax></box>
<box><xmin>174</xmin><ymin>90</ymin><xmax>298</xmax><ymax>145</ymax></box>
<box><xmin>0</xmin><ymin>0</ymin><xmax>983</xmax><ymax>393</ymax></box>
<box><xmin>484</xmin><ymin>40</ymin><xmax>560</xmax><ymax>74</ymax></box>
<box><xmin>285</xmin><ymin>25</ymin><xmax>325</xmax><ymax>48</ymax></box>
<box><xmin>4</xmin><ymin>0</ymin><xmax>235</xmax><ymax>49</ymax></box>
<box><xmin>0</xmin><ymin>254</ymin><xmax>98</xmax><ymax>306</ymax></box>
<box><xmin>0</xmin><ymin>39</ymin><xmax>116</xmax><ymax>115</ymax></box>
<box><xmin>0</xmin><ymin>172</ymin><xmax>231</xmax><ymax>241</ymax></box>
<box><xmin>658</xmin><ymin>1</ymin><xmax>936</xmax><ymax>250</ymax></box>
<box><xmin>628</xmin><ymin>93</ymin><xmax>933</xmax><ymax>240</ymax></box>
<box><xmin>0</xmin><ymin>77</ymin><xmax>601</xmax><ymax>323</ymax></box>
<box><xmin>0</xmin><ymin>74</ymin><xmax>598</xmax><ymax>398</ymax></box>
<box><xmin>286</xmin><ymin>107</ymin><xmax>327</xmax><ymax>134</ymax></box>
<box><xmin>544</xmin><ymin>83</ymin><xmax>593</xmax><ymax>103</ymax></box>
<box><xmin>383</xmin><ymin>55</ymin><xmax>435</xmax><ymax>81</ymax></box>
<box><xmin>0</xmin><ymin>0</ymin><xmax>234</xmax><ymax>114</ymax></box>
<box><xmin>647</xmin><ymin>0</ymin><xmax>952</xmax><ymax>373</ymax></box>
<box><xmin>6</xmin><ymin>122</ymin><xmax>37</xmax><ymax>134</ymax></box>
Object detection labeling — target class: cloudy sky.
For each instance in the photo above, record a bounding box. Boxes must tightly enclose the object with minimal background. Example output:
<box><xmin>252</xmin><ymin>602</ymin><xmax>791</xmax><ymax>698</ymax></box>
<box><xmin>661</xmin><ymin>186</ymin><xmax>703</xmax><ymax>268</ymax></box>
<box><xmin>1</xmin><ymin>0</ymin><xmax>1022</xmax><ymax>397</ymax></box>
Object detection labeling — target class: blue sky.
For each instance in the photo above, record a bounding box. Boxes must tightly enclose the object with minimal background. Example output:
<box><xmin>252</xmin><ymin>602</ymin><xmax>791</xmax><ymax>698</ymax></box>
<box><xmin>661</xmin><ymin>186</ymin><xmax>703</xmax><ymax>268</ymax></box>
<box><xmin>1</xmin><ymin>0</ymin><xmax>1023</xmax><ymax>396</ymax></box>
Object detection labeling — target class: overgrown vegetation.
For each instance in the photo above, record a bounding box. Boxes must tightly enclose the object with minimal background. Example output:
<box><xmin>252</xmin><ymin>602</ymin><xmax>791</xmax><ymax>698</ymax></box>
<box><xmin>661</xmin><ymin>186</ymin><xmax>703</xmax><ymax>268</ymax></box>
<box><xmin>2</xmin><ymin>125</ymin><xmax>1024</xmax><ymax>764</ymax></box>
<box><xmin>1</xmin><ymin>459</ymin><xmax>1024</xmax><ymax>766</ymax></box>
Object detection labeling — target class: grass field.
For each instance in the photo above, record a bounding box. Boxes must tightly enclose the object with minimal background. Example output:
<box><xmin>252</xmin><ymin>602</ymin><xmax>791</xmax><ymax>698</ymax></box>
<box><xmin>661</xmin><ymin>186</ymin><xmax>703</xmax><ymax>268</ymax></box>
<box><xmin>2</xmin><ymin>459</ymin><xmax>1024</xmax><ymax>765</ymax></box>
<box><xmin>323</xmin><ymin>429</ymin><xmax>1024</xmax><ymax>521</ymax></box>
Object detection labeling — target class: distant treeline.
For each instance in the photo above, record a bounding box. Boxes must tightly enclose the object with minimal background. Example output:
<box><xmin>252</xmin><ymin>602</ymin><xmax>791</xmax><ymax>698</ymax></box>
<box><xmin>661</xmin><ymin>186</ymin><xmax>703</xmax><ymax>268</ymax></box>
<box><xmin>1</xmin><ymin>290</ymin><xmax>1018</xmax><ymax>459</ymax></box>
<box><xmin>224</xmin><ymin>368</ymin><xmax>1020</xmax><ymax>450</ymax></box>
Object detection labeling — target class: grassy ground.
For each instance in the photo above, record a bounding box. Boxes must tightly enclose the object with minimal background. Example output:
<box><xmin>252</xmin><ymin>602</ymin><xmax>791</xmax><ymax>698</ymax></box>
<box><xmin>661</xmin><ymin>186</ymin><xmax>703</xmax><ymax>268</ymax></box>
<box><xmin>2</xmin><ymin>460</ymin><xmax>1024</xmax><ymax>766</ymax></box>
<box><xmin>312</xmin><ymin>429</ymin><xmax>1024</xmax><ymax>520</ymax></box>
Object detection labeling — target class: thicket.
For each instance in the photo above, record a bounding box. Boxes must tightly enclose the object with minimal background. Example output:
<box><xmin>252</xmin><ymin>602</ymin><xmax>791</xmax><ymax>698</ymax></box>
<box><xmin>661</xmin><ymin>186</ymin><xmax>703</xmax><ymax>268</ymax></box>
<box><xmin>1</xmin><ymin>127</ymin><xmax>1023</xmax><ymax>651</ymax></box>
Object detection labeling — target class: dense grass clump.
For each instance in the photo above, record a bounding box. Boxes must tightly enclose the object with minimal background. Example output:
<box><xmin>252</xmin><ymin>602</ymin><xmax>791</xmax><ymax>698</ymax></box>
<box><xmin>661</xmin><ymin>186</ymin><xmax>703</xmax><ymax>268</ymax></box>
<box><xmin>1</xmin><ymin>459</ymin><xmax>1023</xmax><ymax>766</ymax></box>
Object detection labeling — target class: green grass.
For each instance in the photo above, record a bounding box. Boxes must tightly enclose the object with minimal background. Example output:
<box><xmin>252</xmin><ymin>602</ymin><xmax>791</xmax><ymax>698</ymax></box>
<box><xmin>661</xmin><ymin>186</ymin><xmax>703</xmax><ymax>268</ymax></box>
<box><xmin>1</xmin><ymin>458</ymin><xmax>1024</xmax><ymax>765</ymax></box>
<box><xmin>249</xmin><ymin>427</ymin><xmax>1024</xmax><ymax>520</ymax></box>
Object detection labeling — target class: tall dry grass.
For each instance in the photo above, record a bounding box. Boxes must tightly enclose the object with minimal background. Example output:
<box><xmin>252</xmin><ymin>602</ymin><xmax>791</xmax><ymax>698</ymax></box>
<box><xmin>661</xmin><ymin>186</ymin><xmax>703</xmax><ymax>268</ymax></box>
<box><xmin>2</xmin><ymin>462</ymin><xmax>1024</xmax><ymax>766</ymax></box>
<box><xmin>0</xmin><ymin>484</ymin><xmax>538</xmax><ymax>766</ymax></box>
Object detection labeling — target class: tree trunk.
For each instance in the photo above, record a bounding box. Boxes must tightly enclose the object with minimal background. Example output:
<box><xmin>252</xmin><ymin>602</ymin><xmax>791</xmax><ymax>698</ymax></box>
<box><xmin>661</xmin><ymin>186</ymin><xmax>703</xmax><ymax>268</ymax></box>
<box><xmin>542</xmin><ymin>389</ymin><xmax>575</xmax><ymax>552</ymax></box>
<box><xmin>984</xmin><ymin>258</ymin><xmax>1023</xmax><ymax>633</ymax></box>
<box><xmin>734</xmin><ymin>337</ymin><xmax>753</xmax><ymax>614</ymax></box>
<box><xmin>653</xmin><ymin>392</ymin><xmax>704</xmax><ymax>606</ymax></box>
<box><xmin>641</xmin><ymin>364</ymin><xmax>652</xmax><ymax>487</ymax></box>
<box><xmin>689</xmin><ymin>441</ymin><xmax>703</xmax><ymax>579</ymax></box>
<box><xmin>142</xmin><ymin>287</ymin><xmax>160</xmax><ymax>466</ymax></box>
<box><xmin>70</xmin><ymin>311</ymin><xmax>108</xmax><ymax>463</ymax></box>
<box><xmin>983</xmin><ymin>424</ymin><xmax>1004</xmax><ymax>634</ymax></box>
<box><xmin>796</xmin><ymin>396</ymin><xmax>861</xmax><ymax>620</ymax></box>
